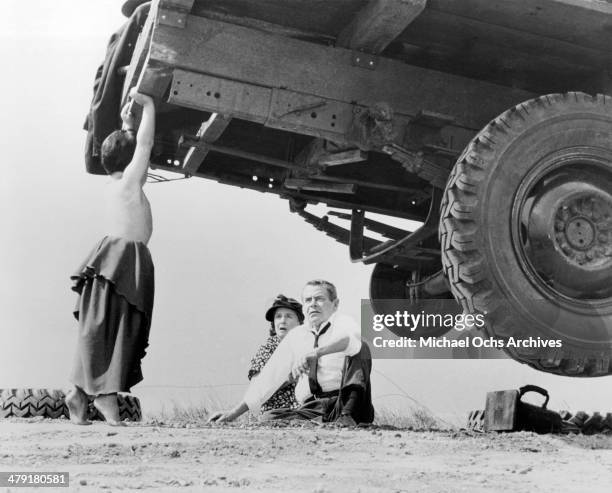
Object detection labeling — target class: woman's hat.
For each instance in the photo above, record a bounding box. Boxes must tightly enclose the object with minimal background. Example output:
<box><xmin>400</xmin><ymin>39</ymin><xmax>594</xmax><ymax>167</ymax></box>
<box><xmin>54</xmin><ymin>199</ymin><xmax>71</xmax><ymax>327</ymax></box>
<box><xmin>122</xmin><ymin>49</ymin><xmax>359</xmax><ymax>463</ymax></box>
<box><xmin>122</xmin><ymin>0</ymin><xmax>150</xmax><ymax>17</ymax></box>
<box><xmin>265</xmin><ymin>295</ymin><xmax>304</xmax><ymax>323</ymax></box>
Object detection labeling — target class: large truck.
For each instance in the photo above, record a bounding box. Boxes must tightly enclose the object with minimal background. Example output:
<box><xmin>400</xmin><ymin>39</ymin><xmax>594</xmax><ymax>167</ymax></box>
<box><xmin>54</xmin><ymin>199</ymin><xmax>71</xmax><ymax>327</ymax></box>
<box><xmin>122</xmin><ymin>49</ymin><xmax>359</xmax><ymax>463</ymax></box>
<box><xmin>109</xmin><ymin>0</ymin><xmax>612</xmax><ymax>376</ymax></box>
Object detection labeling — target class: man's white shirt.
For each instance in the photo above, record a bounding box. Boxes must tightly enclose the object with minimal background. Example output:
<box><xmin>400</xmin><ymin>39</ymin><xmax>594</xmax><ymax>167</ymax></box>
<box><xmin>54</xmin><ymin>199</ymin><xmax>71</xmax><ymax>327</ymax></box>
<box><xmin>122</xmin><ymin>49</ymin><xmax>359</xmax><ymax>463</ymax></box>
<box><xmin>244</xmin><ymin>312</ymin><xmax>361</xmax><ymax>412</ymax></box>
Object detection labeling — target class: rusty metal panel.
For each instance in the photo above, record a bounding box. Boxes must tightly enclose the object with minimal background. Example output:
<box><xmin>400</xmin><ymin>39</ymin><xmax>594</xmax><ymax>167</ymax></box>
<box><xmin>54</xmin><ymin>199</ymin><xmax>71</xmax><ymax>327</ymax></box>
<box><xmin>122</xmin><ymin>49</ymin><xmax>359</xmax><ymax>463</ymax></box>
<box><xmin>158</xmin><ymin>8</ymin><xmax>188</xmax><ymax>28</ymax></box>
<box><xmin>267</xmin><ymin>89</ymin><xmax>352</xmax><ymax>139</ymax></box>
<box><xmin>149</xmin><ymin>15</ymin><xmax>534</xmax><ymax>131</ymax></box>
<box><xmin>351</xmin><ymin>52</ymin><xmax>379</xmax><ymax>70</ymax></box>
<box><xmin>168</xmin><ymin>70</ymin><xmax>272</xmax><ymax>123</ymax></box>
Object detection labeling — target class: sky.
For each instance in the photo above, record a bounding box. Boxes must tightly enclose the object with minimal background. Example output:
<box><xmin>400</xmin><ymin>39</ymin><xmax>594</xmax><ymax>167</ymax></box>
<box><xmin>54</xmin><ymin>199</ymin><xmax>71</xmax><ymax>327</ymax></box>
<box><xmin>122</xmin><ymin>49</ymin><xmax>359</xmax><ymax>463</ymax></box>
<box><xmin>0</xmin><ymin>0</ymin><xmax>610</xmax><ymax>425</ymax></box>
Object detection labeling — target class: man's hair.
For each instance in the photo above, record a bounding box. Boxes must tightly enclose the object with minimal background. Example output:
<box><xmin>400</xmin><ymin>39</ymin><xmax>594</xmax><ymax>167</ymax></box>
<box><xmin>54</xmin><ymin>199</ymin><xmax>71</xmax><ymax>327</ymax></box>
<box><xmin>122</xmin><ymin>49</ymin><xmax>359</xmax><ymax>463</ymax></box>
<box><xmin>304</xmin><ymin>279</ymin><xmax>337</xmax><ymax>301</ymax></box>
<box><xmin>100</xmin><ymin>129</ymin><xmax>136</xmax><ymax>174</ymax></box>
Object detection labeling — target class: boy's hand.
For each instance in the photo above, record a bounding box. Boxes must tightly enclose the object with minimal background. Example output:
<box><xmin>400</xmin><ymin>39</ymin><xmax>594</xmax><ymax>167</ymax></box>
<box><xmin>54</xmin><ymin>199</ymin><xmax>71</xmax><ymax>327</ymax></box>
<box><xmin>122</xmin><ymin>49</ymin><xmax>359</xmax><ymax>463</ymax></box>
<box><xmin>129</xmin><ymin>87</ymin><xmax>153</xmax><ymax>106</ymax></box>
<box><xmin>120</xmin><ymin>102</ymin><xmax>135</xmax><ymax>128</ymax></box>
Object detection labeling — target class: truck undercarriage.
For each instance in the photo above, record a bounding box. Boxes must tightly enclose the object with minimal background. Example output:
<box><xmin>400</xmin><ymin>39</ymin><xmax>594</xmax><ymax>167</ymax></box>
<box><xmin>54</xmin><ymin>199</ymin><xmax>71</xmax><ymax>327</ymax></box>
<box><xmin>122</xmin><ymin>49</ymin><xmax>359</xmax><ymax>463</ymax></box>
<box><xmin>111</xmin><ymin>0</ymin><xmax>612</xmax><ymax>376</ymax></box>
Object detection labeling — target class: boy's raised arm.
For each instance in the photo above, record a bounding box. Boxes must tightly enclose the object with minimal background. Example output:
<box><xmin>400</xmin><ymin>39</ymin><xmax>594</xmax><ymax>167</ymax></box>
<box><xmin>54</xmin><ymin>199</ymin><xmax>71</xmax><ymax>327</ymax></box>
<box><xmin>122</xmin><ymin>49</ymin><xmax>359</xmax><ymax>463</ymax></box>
<box><xmin>122</xmin><ymin>89</ymin><xmax>155</xmax><ymax>188</ymax></box>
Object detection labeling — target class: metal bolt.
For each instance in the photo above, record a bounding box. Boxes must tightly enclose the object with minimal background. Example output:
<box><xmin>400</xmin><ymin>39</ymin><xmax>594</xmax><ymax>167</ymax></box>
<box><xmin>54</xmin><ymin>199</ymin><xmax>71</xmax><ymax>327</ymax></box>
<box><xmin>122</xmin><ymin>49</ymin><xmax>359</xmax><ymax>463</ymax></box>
<box><xmin>560</xmin><ymin>243</ymin><xmax>572</xmax><ymax>255</ymax></box>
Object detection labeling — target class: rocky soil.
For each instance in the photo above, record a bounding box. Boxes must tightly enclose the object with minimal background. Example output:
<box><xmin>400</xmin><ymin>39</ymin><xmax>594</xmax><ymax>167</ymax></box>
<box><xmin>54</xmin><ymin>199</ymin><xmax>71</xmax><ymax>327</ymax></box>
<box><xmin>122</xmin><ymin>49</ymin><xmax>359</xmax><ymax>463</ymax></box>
<box><xmin>1</xmin><ymin>419</ymin><xmax>611</xmax><ymax>492</ymax></box>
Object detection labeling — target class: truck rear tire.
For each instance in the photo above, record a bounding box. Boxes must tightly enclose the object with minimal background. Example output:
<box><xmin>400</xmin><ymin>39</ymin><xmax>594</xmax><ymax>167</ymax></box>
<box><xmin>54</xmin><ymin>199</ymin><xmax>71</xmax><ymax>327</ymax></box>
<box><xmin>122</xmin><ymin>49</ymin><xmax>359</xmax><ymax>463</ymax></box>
<box><xmin>440</xmin><ymin>92</ymin><xmax>612</xmax><ymax>376</ymax></box>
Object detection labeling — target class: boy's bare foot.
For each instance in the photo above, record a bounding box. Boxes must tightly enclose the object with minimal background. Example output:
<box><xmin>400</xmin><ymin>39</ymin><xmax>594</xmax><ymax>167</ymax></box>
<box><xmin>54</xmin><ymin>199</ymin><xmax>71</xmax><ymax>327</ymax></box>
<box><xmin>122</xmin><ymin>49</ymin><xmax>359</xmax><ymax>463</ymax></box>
<box><xmin>65</xmin><ymin>386</ymin><xmax>91</xmax><ymax>425</ymax></box>
<box><xmin>93</xmin><ymin>394</ymin><xmax>126</xmax><ymax>426</ymax></box>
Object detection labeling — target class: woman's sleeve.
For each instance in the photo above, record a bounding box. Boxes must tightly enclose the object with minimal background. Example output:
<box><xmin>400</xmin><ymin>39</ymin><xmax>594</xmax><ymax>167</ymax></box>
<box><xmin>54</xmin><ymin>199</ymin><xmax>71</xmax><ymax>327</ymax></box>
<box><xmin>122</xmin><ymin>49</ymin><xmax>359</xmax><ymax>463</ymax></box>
<box><xmin>248</xmin><ymin>338</ymin><xmax>276</xmax><ymax>380</ymax></box>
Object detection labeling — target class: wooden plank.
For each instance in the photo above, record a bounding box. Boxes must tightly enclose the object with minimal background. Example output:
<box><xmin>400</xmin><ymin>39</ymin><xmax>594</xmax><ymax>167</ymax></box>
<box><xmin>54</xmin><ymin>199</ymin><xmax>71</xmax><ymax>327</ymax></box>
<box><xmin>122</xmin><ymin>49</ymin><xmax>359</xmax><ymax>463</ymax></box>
<box><xmin>182</xmin><ymin>113</ymin><xmax>231</xmax><ymax>174</ymax></box>
<box><xmin>401</xmin><ymin>8</ymin><xmax>608</xmax><ymax>74</ymax></box>
<box><xmin>159</xmin><ymin>0</ymin><xmax>195</xmax><ymax>11</ymax></box>
<box><xmin>337</xmin><ymin>0</ymin><xmax>427</xmax><ymax>53</ymax></box>
<box><xmin>122</xmin><ymin>0</ymin><xmax>158</xmax><ymax>102</ymax></box>
<box><xmin>122</xmin><ymin>1</ymin><xmax>174</xmax><ymax>101</ymax></box>
<box><xmin>315</xmin><ymin>0</ymin><xmax>427</xmax><ymax>163</ymax></box>
<box><xmin>319</xmin><ymin>149</ymin><xmax>368</xmax><ymax>166</ymax></box>
<box><xmin>149</xmin><ymin>15</ymin><xmax>533</xmax><ymax>131</ymax></box>
<box><xmin>197</xmin><ymin>113</ymin><xmax>232</xmax><ymax>142</ymax></box>
<box><xmin>191</xmin><ymin>9</ymin><xmax>336</xmax><ymax>43</ymax></box>
<box><xmin>168</xmin><ymin>70</ymin><xmax>414</xmax><ymax>147</ymax></box>
<box><xmin>428</xmin><ymin>0</ymin><xmax>612</xmax><ymax>53</ymax></box>
<box><xmin>191</xmin><ymin>0</ymin><xmax>363</xmax><ymax>37</ymax></box>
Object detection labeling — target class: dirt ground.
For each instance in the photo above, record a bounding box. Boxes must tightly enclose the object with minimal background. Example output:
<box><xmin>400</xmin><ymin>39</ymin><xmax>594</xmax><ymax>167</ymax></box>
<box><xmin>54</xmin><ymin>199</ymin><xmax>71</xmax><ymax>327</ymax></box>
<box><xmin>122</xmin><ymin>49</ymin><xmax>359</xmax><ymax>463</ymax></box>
<box><xmin>1</xmin><ymin>419</ymin><xmax>611</xmax><ymax>493</ymax></box>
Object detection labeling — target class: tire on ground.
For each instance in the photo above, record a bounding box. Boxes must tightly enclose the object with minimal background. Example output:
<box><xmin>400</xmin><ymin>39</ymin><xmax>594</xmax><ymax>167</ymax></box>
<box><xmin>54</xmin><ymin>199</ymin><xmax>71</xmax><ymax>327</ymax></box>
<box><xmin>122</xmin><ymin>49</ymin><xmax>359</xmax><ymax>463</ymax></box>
<box><xmin>0</xmin><ymin>389</ymin><xmax>142</xmax><ymax>421</ymax></box>
<box><xmin>0</xmin><ymin>389</ymin><xmax>67</xmax><ymax>419</ymax></box>
<box><xmin>439</xmin><ymin>92</ymin><xmax>612</xmax><ymax>377</ymax></box>
<box><xmin>87</xmin><ymin>394</ymin><xmax>142</xmax><ymax>422</ymax></box>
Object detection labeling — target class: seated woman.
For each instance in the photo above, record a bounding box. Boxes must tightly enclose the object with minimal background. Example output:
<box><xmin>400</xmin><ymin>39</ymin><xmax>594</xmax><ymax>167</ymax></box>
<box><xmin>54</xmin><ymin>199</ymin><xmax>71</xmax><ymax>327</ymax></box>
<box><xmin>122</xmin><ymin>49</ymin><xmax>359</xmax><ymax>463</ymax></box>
<box><xmin>248</xmin><ymin>295</ymin><xmax>304</xmax><ymax>412</ymax></box>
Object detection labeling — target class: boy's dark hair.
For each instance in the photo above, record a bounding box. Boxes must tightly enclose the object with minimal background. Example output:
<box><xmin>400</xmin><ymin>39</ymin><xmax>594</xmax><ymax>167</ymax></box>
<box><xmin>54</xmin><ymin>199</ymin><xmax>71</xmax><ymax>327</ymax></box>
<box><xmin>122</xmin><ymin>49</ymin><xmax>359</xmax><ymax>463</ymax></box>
<box><xmin>100</xmin><ymin>129</ymin><xmax>136</xmax><ymax>174</ymax></box>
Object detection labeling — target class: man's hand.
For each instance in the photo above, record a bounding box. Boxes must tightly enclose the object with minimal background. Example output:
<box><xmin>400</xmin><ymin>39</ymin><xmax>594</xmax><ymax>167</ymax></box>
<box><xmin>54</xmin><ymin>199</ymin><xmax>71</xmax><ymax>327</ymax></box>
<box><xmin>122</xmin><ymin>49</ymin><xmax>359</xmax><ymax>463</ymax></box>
<box><xmin>120</xmin><ymin>102</ymin><xmax>135</xmax><ymax>129</ymax></box>
<box><xmin>291</xmin><ymin>350</ymin><xmax>319</xmax><ymax>380</ymax></box>
<box><xmin>207</xmin><ymin>411</ymin><xmax>232</xmax><ymax>424</ymax></box>
<box><xmin>207</xmin><ymin>402</ymin><xmax>248</xmax><ymax>424</ymax></box>
<box><xmin>129</xmin><ymin>87</ymin><xmax>153</xmax><ymax>106</ymax></box>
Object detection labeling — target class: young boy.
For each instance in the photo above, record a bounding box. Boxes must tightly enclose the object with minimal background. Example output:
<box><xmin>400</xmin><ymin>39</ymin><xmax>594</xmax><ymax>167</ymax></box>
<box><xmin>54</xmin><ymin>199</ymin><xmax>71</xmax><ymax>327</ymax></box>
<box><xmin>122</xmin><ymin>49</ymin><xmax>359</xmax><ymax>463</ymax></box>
<box><xmin>66</xmin><ymin>89</ymin><xmax>155</xmax><ymax>425</ymax></box>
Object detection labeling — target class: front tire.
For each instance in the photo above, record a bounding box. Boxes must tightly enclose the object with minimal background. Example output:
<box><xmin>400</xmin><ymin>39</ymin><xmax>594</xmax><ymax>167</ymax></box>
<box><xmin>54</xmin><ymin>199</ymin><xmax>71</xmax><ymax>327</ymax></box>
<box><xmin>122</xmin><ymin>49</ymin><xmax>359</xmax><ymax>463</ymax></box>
<box><xmin>440</xmin><ymin>93</ymin><xmax>612</xmax><ymax>376</ymax></box>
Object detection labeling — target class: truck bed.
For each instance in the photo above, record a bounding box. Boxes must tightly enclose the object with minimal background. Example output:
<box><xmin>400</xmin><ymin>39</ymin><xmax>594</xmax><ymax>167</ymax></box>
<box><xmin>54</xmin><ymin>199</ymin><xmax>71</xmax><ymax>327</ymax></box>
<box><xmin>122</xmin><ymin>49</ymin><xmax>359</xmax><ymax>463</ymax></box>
<box><xmin>119</xmin><ymin>0</ymin><xmax>612</xmax><ymax>269</ymax></box>
<box><xmin>170</xmin><ymin>0</ymin><xmax>611</xmax><ymax>93</ymax></box>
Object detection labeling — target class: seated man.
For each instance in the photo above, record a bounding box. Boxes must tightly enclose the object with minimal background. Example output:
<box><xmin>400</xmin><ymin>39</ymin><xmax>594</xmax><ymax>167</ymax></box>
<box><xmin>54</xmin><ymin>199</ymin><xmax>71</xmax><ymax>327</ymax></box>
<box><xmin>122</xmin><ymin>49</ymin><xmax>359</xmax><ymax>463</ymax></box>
<box><xmin>209</xmin><ymin>280</ymin><xmax>374</xmax><ymax>426</ymax></box>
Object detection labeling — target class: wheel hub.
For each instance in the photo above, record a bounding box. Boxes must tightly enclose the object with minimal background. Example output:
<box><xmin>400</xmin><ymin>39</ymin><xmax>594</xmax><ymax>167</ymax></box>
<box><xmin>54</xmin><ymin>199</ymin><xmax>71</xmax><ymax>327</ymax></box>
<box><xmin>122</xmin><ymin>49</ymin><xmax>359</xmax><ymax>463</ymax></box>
<box><xmin>554</xmin><ymin>196</ymin><xmax>612</xmax><ymax>265</ymax></box>
<box><xmin>518</xmin><ymin>163</ymin><xmax>612</xmax><ymax>301</ymax></box>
